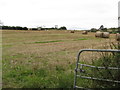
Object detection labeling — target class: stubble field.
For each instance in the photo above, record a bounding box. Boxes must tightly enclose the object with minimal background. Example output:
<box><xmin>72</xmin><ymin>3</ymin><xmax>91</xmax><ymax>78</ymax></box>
<box><xmin>2</xmin><ymin>30</ymin><xmax>116</xmax><ymax>88</ymax></box>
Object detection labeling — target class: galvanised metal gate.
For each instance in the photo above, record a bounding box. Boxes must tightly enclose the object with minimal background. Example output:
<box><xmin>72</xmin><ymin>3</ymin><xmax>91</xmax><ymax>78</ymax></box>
<box><xmin>74</xmin><ymin>49</ymin><xmax>120</xmax><ymax>89</ymax></box>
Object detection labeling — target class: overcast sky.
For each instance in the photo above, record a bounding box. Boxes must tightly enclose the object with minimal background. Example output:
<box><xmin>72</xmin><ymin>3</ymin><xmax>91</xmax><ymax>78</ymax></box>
<box><xmin>0</xmin><ymin>0</ymin><xmax>119</xmax><ymax>30</ymax></box>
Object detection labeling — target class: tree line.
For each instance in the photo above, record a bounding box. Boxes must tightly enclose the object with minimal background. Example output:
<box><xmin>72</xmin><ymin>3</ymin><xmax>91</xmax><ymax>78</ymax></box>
<box><xmin>2</xmin><ymin>26</ymin><xmax>28</xmax><ymax>30</ymax></box>
<box><xmin>90</xmin><ymin>27</ymin><xmax>119</xmax><ymax>33</ymax></box>
<box><xmin>1</xmin><ymin>26</ymin><xmax>67</xmax><ymax>30</ymax></box>
<box><xmin>90</xmin><ymin>25</ymin><xmax>119</xmax><ymax>33</ymax></box>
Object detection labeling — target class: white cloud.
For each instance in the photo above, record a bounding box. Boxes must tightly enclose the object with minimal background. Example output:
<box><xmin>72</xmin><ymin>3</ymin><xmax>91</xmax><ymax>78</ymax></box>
<box><xmin>0</xmin><ymin>0</ymin><xmax>119</xmax><ymax>29</ymax></box>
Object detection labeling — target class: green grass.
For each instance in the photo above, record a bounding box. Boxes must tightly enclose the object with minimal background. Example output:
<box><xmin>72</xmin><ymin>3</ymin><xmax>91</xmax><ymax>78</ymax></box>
<box><xmin>33</xmin><ymin>38</ymin><xmax>89</xmax><ymax>44</ymax></box>
<box><xmin>2</xmin><ymin>45</ymin><xmax>12</xmax><ymax>48</ymax></box>
<box><xmin>3</xmin><ymin>61</ymin><xmax>75</xmax><ymax>88</ymax></box>
<box><xmin>3</xmin><ymin>49</ymin><xmax>76</xmax><ymax>88</ymax></box>
<box><xmin>34</xmin><ymin>40</ymin><xmax>63</xmax><ymax>44</ymax></box>
<box><xmin>26</xmin><ymin>38</ymin><xmax>89</xmax><ymax>45</ymax></box>
<box><xmin>74</xmin><ymin>38</ymin><xmax>88</xmax><ymax>41</ymax></box>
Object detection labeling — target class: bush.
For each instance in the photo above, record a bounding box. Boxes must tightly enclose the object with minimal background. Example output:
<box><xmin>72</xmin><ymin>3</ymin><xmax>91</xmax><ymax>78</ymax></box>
<box><xmin>91</xmin><ymin>42</ymin><xmax>120</xmax><ymax>88</ymax></box>
<box><xmin>58</xmin><ymin>26</ymin><xmax>67</xmax><ymax>30</ymax></box>
<box><xmin>90</xmin><ymin>28</ymin><xmax>98</xmax><ymax>32</ymax></box>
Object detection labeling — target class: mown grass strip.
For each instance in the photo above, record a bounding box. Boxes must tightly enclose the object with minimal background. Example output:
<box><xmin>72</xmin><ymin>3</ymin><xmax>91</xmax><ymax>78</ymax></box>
<box><xmin>2</xmin><ymin>45</ymin><xmax>12</xmax><ymax>48</ymax></box>
<box><xmin>34</xmin><ymin>40</ymin><xmax>63</xmax><ymax>44</ymax></box>
<box><xmin>34</xmin><ymin>38</ymin><xmax>88</xmax><ymax>44</ymax></box>
<box><xmin>74</xmin><ymin>38</ymin><xmax>88</xmax><ymax>41</ymax></box>
<box><xmin>27</xmin><ymin>38</ymin><xmax>88</xmax><ymax>45</ymax></box>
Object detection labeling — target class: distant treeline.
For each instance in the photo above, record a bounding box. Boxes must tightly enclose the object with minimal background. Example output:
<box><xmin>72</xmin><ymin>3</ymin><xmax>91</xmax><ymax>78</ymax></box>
<box><xmin>1</xmin><ymin>26</ymin><xmax>67</xmax><ymax>30</ymax></box>
<box><xmin>2</xmin><ymin>26</ymin><xmax>28</xmax><ymax>30</ymax></box>
<box><xmin>2</xmin><ymin>25</ymin><xmax>119</xmax><ymax>33</ymax></box>
<box><xmin>90</xmin><ymin>27</ymin><xmax>119</xmax><ymax>33</ymax></box>
<box><xmin>40</xmin><ymin>26</ymin><xmax>67</xmax><ymax>30</ymax></box>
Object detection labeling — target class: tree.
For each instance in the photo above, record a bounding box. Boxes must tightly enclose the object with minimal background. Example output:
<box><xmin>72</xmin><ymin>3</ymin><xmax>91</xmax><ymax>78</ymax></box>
<box><xmin>99</xmin><ymin>25</ymin><xmax>104</xmax><ymax>30</ymax></box>
<box><xmin>99</xmin><ymin>25</ymin><xmax>107</xmax><ymax>32</ymax></box>
<box><xmin>90</xmin><ymin>28</ymin><xmax>97</xmax><ymax>32</ymax></box>
<box><xmin>118</xmin><ymin>27</ymin><xmax>120</xmax><ymax>33</ymax></box>
<box><xmin>103</xmin><ymin>28</ymin><xmax>107</xmax><ymax>32</ymax></box>
<box><xmin>59</xmin><ymin>26</ymin><xmax>67</xmax><ymax>30</ymax></box>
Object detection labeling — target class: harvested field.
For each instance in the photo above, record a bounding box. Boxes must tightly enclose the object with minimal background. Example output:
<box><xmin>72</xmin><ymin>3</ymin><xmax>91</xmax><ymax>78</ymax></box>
<box><xmin>2</xmin><ymin>30</ymin><xmax>117</xmax><ymax>88</ymax></box>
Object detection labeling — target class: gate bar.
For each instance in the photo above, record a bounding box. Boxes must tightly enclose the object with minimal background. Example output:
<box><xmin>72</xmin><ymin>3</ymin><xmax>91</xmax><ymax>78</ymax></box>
<box><xmin>74</xmin><ymin>49</ymin><xmax>120</xmax><ymax>88</ymax></box>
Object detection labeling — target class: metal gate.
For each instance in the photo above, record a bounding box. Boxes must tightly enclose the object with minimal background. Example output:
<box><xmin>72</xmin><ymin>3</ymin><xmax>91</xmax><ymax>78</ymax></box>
<box><xmin>74</xmin><ymin>49</ymin><xmax>120</xmax><ymax>89</ymax></box>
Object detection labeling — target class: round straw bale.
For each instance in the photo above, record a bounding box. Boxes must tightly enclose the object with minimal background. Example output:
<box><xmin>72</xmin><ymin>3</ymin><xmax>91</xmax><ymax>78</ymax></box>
<box><xmin>116</xmin><ymin>33</ymin><xmax>120</xmax><ymax>41</ymax></box>
<box><xmin>102</xmin><ymin>32</ymin><xmax>110</xmax><ymax>38</ymax></box>
<box><xmin>82</xmin><ymin>31</ymin><xmax>88</xmax><ymax>34</ymax></box>
<box><xmin>95</xmin><ymin>31</ymin><xmax>103</xmax><ymax>38</ymax></box>
<box><xmin>70</xmin><ymin>31</ymin><xmax>74</xmax><ymax>33</ymax></box>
